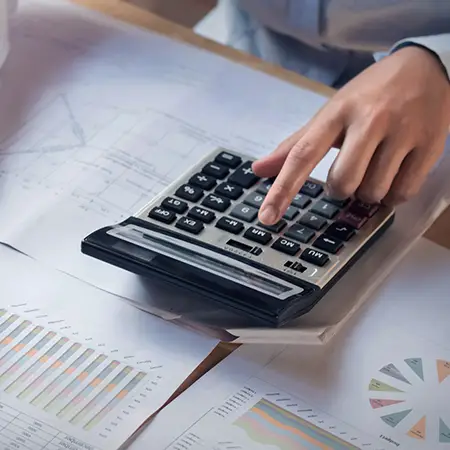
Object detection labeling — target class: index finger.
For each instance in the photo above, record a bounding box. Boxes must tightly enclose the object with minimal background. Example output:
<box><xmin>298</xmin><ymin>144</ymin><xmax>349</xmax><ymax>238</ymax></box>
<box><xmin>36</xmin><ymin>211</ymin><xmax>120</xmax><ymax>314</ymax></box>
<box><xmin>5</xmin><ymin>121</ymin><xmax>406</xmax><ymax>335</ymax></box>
<box><xmin>258</xmin><ymin>112</ymin><xmax>344</xmax><ymax>225</ymax></box>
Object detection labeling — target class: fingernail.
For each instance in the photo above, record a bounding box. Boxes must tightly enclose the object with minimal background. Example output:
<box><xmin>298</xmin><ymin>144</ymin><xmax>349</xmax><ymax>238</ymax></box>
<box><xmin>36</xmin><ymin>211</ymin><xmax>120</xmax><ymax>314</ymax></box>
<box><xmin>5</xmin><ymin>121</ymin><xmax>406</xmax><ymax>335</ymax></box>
<box><xmin>259</xmin><ymin>205</ymin><xmax>278</xmax><ymax>224</ymax></box>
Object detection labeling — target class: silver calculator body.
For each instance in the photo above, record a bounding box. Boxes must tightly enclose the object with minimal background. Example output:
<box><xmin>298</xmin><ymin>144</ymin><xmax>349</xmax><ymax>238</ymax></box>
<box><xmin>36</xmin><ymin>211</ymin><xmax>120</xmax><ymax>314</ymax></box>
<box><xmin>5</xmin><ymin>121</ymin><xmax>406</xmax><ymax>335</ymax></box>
<box><xmin>81</xmin><ymin>148</ymin><xmax>395</xmax><ymax>327</ymax></box>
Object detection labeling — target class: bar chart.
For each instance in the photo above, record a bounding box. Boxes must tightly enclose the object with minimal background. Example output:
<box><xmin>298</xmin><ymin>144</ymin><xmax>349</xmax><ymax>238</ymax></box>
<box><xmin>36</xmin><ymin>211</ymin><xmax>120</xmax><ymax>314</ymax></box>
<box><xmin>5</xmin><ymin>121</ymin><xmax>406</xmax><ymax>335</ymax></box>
<box><xmin>167</xmin><ymin>378</ymin><xmax>385</xmax><ymax>450</ymax></box>
<box><xmin>0</xmin><ymin>308</ymin><xmax>155</xmax><ymax>450</ymax></box>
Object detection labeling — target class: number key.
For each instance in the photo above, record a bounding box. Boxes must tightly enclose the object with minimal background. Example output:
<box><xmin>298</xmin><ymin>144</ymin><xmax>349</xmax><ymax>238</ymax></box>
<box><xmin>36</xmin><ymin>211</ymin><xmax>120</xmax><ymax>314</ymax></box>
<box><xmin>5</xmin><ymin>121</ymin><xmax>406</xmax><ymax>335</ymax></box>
<box><xmin>175</xmin><ymin>184</ymin><xmax>203</xmax><ymax>202</ymax></box>
<box><xmin>298</xmin><ymin>212</ymin><xmax>327</xmax><ymax>230</ymax></box>
<box><xmin>323</xmin><ymin>196</ymin><xmax>350</xmax><ymax>207</ymax></box>
<box><xmin>201</xmin><ymin>194</ymin><xmax>230</xmax><ymax>212</ymax></box>
<box><xmin>243</xmin><ymin>192</ymin><xmax>265</xmax><ymax>209</ymax></box>
<box><xmin>300</xmin><ymin>181</ymin><xmax>323</xmax><ymax>198</ymax></box>
<box><xmin>311</xmin><ymin>200</ymin><xmax>339</xmax><ymax>219</ymax></box>
<box><xmin>284</xmin><ymin>224</ymin><xmax>315</xmax><ymax>243</ymax></box>
<box><xmin>230</xmin><ymin>204</ymin><xmax>258</xmax><ymax>222</ymax></box>
<box><xmin>256</xmin><ymin>179</ymin><xmax>274</xmax><ymax>195</ymax></box>
<box><xmin>283</xmin><ymin>206</ymin><xmax>299</xmax><ymax>221</ymax></box>
<box><xmin>291</xmin><ymin>193</ymin><xmax>311</xmax><ymax>209</ymax></box>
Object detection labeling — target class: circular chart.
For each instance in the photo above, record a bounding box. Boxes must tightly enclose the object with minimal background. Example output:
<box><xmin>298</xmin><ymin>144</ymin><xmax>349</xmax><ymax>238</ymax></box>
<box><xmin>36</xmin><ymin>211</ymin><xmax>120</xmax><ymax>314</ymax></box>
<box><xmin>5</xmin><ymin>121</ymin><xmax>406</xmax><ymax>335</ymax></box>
<box><xmin>368</xmin><ymin>357</ymin><xmax>450</xmax><ymax>445</ymax></box>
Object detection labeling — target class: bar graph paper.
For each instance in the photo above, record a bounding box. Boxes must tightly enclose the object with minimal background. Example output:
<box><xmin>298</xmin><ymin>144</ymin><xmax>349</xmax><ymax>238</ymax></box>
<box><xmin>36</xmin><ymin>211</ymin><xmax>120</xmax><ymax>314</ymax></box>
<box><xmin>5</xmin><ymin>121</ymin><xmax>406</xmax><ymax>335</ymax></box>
<box><xmin>0</xmin><ymin>308</ymin><xmax>156</xmax><ymax>450</ymax></box>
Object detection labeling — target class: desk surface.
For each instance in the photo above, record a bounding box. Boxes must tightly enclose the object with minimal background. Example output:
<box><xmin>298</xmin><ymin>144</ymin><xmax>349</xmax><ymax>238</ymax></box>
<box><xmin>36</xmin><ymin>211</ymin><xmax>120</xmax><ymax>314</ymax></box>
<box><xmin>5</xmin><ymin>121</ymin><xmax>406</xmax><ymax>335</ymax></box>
<box><xmin>72</xmin><ymin>0</ymin><xmax>450</xmax><ymax>399</ymax></box>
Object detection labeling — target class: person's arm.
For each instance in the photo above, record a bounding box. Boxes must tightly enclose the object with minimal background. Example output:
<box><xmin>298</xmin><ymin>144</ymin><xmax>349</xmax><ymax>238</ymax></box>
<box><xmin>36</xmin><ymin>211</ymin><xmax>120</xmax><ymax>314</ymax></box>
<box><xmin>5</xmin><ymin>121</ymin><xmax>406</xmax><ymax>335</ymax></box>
<box><xmin>254</xmin><ymin>38</ymin><xmax>450</xmax><ymax>225</ymax></box>
<box><xmin>390</xmin><ymin>34</ymin><xmax>450</xmax><ymax>81</ymax></box>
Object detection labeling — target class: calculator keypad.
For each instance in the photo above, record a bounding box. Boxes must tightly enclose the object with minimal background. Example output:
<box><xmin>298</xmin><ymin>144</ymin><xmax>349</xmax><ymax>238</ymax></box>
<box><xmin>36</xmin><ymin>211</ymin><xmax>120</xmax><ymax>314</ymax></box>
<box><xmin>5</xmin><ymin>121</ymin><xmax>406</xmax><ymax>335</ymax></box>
<box><xmin>139</xmin><ymin>148</ymin><xmax>394</xmax><ymax>285</ymax></box>
<box><xmin>201</xmin><ymin>194</ymin><xmax>230</xmax><ymax>212</ymax></box>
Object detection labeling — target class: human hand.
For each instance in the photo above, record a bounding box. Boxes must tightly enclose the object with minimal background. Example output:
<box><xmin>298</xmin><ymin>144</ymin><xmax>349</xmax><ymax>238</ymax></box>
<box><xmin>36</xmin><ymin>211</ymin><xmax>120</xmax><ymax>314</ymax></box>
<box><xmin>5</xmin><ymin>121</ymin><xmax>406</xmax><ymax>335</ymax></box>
<box><xmin>254</xmin><ymin>46</ymin><xmax>450</xmax><ymax>225</ymax></box>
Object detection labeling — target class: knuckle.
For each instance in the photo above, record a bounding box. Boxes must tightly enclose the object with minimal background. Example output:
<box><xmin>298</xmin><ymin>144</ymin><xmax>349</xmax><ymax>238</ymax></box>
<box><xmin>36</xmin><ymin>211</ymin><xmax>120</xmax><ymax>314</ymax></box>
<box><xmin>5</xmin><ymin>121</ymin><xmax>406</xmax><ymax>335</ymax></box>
<box><xmin>361</xmin><ymin>103</ymin><xmax>390</xmax><ymax>129</ymax></box>
<box><xmin>358</xmin><ymin>186</ymin><xmax>386</xmax><ymax>204</ymax></box>
<box><xmin>289</xmin><ymin>140</ymin><xmax>316</xmax><ymax>165</ymax></box>
<box><xmin>328</xmin><ymin>177</ymin><xmax>358</xmax><ymax>199</ymax></box>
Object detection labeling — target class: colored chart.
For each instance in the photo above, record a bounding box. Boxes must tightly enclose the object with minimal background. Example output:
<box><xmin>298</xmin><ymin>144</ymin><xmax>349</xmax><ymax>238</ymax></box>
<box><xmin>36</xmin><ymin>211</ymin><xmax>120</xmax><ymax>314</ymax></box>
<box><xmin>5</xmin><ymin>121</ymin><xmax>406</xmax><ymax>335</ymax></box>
<box><xmin>369</xmin><ymin>357</ymin><xmax>450</xmax><ymax>445</ymax></box>
<box><xmin>234</xmin><ymin>398</ymin><xmax>359</xmax><ymax>450</ymax></box>
<box><xmin>0</xmin><ymin>309</ymin><xmax>148</xmax><ymax>433</ymax></box>
<box><xmin>169</xmin><ymin>378</ymin><xmax>383</xmax><ymax>450</ymax></box>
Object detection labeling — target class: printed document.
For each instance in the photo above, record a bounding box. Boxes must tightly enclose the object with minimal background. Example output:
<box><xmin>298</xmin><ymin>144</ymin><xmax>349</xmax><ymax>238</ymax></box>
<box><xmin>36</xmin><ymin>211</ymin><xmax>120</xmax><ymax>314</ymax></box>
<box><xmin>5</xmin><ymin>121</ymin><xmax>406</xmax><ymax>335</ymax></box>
<box><xmin>0</xmin><ymin>0</ymin><xmax>449</xmax><ymax>342</ymax></box>
<box><xmin>0</xmin><ymin>246</ymin><xmax>217</xmax><ymax>450</ymax></box>
<box><xmin>135</xmin><ymin>238</ymin><xmax>450</xmax><ymax>450</ymax></box>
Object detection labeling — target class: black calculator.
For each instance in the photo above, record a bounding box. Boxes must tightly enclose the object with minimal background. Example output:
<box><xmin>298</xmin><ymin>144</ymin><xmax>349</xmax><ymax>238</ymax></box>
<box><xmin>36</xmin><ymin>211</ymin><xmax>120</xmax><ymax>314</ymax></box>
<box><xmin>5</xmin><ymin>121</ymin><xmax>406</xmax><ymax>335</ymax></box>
<box><xmin>81</xmin><ymin>148</ymin><xmax>395</xmax><ymax>327</ymax></box>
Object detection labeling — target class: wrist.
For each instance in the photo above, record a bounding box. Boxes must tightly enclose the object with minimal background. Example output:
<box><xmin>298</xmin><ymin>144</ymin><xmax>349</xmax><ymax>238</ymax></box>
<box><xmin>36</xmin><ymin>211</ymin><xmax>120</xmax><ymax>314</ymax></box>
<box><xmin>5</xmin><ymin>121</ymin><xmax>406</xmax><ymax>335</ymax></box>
<box><xmin>393</xmin><ymin>43</ymin><xmax>450</xmax><ymax>83</ymax></box>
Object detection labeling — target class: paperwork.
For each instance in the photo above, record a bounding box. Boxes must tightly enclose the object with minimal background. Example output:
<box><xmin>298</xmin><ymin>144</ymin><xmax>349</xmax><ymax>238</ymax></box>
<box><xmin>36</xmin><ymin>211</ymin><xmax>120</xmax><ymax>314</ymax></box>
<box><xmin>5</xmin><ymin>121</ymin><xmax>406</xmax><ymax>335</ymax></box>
<box><xmin>0</xmin><ymin>0</ymin><xmax>328</xmax><ymax>295</ymax></box>
<box><xmin>0</xmin><ymin>0</ymin><xmax>449</xmax><ymax>343</ymax></box>
<box><xmin>0</xmin><ymin>246</ymin><xmax>217</xmax><ymax>450</ymax></box>
<box><xmin>135</xmin><ymin>238</ymin><xmax>450</xmax><ymax>450</ymax></box>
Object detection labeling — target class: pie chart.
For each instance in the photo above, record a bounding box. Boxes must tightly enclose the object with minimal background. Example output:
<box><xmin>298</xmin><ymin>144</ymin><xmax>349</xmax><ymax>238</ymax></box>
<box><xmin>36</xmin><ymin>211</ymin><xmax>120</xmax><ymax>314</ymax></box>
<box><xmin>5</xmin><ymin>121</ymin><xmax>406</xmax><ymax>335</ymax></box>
<box><xmin>368</xmin><ymin>358</ymin><xmax>450</xmax><ymax>444</ymax></box>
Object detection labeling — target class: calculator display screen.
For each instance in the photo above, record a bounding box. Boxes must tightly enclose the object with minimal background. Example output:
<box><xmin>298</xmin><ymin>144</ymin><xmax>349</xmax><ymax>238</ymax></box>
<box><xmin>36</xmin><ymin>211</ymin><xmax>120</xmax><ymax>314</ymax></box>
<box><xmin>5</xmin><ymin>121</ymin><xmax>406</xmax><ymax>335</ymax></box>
<box><xmin>108</xmin><ymin>225</ymin><xmax>303</xmax><ymax>299</ymax></box>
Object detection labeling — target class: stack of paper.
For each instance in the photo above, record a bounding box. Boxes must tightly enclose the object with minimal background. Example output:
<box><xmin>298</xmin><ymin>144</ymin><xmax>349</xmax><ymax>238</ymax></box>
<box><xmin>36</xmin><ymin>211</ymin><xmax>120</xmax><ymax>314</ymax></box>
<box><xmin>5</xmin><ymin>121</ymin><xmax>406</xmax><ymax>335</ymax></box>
<box><xmin>135</xmin><ymin>238</ymin><xmax>450</xmax><ymax>450</ymax></box>
<box><xmin>0</xmin><ymin>246</ymin><xmax>217</xmax><ymax>450</ymax></box>
<box><xmin>0</xmin><ymin>0</ymin><xmax>449</xmax><ymax>345</ymax></box>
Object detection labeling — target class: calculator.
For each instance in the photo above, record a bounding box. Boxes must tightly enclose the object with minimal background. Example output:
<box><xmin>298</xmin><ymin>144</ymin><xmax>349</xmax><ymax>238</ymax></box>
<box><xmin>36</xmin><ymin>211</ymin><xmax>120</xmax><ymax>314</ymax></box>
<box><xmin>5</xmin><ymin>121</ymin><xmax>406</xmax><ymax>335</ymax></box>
<box><xmin>81</xmin><ymin>148</ymin><xmax>395</xmax><ymax>327</ymax></box>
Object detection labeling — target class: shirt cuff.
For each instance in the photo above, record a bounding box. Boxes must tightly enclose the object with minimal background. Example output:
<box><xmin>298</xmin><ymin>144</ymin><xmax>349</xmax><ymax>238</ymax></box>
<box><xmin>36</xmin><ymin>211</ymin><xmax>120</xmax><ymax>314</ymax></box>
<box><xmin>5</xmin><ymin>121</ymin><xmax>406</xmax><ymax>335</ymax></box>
<box><xmin>389</xmin><ymin>35</ymin><xmax>450</xmax><ymax>81</ymax></box>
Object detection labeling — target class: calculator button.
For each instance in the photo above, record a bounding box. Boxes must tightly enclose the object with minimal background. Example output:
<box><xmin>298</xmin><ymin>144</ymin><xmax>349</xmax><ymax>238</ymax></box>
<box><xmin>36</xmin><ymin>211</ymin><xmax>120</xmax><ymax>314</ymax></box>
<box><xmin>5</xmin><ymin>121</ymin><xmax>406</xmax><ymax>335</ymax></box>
<box><xmin>325</xmin><ymin>222</ymin><xmax>355</xmax><ymax>241</ymax></box>
<box><xmin>284</xmin><ymin>224</ymin><xmax>315</xmax><ymax>243</ymax></box>
<box><xmin>300</xmin><ymin>181</ymin><xmax>323</xmax><ymax>198</ymax></box>
<box><xmin>215</xmin><ymin>151</ymin><xmax>242</xmax><ymax>168</ymax></box>
<box><xmin>188</xmin><ymin>206</ymin><xmax>216</xmax><ymax>223</ymax></box>
<box><xmin>215</xmin><ymin>217</ymin><xmax>244</xmax><ymax>234</ymax></box>
<box><xmin>298</xmin><ymin>212</ymin><xmax>327</xmax><ymax>230</ymax></box>
<box><xmin>311</xmin><ymin>200</ymin><xmax>339</xmax><ymax>219</ymax></box>
<box><xmin>243</xmin><ymin>192</ymin><xmax>266</xmax><ymax>209</ymax></box>
<box><xmin>283</xmin><ymin>206</ymin><xmax>299</xmax><ymax>221</ymax></box>
<box><xmin>228</xmin><ymin>161</ymin><xmax>259</xmax><ymax>188</ymax></box>
<box><xmin>162</xmin><ymin>197</ymin><xmax>188</xmax><ymax>214</ymax></box>
<box><xmin>189</xmin><ymin>173</ymin><xmax>217</xmax><ymax>190</ymax></box>
<box><xmin>175</xmin><ymin>184</ymin><xmax>203</xmax><ymax>202</ymax></box>
<box><xmin>348</xmin><ymin>200</ymin><xmax>379</xmax><ymax>218</ymax></box>
<box><xmin>313</xmin><ymin>235</ymin><xmax>343</xmax><ymax>254</ymax></box>
<box><xmin>258</xmin><ymin>220</ymin><xmax>287</xmax><ymax>233</ymax></box>
<box><xmin>148</xmin><ymin>207</ymin><xmax>176</xmax><ymax>224</ymax></box>
<box><xmin>201</xmin><ymin>194</ymin><xmax>230</xmax><ymax>212</ymax></box>
<box><xmin>338</xmin><ymin>211</ymin><xmax>368</xmax><ymax>229</ymax></box>
<box><xmin>323</xmin><ymin>196</ymin><xmax>350</xmax><ymax>208</ymax></box>
<box><xmin>175</xmin><ymin>216</ymin><xmax>204</xmax><ymax>234</ymax></box>
<box><xmin>244</xmin><ymin>227</ymin><xmax>272</xmax><ymax>245</ymax></box>
<box><xmin>291</xmin><ymin>193</ymin><xmax>311</xmax><ymax>209</ymax></box>
<box><xmin>300</xmin><ymin>248</ymin><xmax>329</xmax><ymax>267</ymax></box>
<box><xmin>202</xmin><ymin>162</ymin><xmax>229</xmax><ymax>179</ymax></box>
<box><xmin>271</xmin><ymin>237</ymin><xmax>300</xmax><ymax>256</ymax></box>
<box><xmin>256</xmin><ymin>179</ymin><xmax>274</xmax><ymax>195</ymax></box>
<box><xmin>215</xmin><ymin>182</ymin><xmax>243</xmax><ymax>200</ymax></box>
<box><xmin>230</xmin><ymin>204</ymin><xmax>258</xmax><ymax>222</ymax></box>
